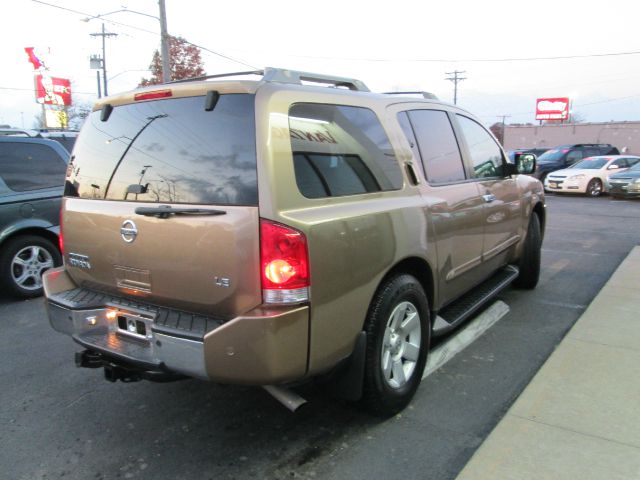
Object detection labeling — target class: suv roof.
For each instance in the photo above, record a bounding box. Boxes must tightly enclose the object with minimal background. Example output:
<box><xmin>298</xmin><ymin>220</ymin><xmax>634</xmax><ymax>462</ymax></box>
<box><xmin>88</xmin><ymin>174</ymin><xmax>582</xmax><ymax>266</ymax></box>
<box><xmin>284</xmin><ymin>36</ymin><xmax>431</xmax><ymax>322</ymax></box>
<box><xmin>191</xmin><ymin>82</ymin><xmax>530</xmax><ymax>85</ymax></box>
<box><xmin>94</xmin><ymin>67</ymin><xmax>442</xmax><ymax>111</ymax></box>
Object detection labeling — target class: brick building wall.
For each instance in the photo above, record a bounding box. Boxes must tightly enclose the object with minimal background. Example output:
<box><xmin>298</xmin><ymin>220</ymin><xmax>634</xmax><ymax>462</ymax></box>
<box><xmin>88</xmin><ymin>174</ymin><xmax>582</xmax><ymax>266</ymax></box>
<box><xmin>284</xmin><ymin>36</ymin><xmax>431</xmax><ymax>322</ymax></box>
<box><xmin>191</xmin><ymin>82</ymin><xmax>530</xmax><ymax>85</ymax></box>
<box><xmin>503</xmin><ymin>122</ymin><xmax>640</xmax><ymax>154</ymax></box>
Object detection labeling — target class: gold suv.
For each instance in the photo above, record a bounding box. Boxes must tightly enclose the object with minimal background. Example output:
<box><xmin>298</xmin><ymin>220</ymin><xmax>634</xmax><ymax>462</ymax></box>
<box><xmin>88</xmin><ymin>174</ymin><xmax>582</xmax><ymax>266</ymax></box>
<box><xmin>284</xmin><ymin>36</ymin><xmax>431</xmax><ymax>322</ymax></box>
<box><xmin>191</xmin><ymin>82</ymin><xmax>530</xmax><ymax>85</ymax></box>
<box><xmin>43</xmin><ymin>68</ymin><xmax>544</xmax><ymax>416</ymax></box>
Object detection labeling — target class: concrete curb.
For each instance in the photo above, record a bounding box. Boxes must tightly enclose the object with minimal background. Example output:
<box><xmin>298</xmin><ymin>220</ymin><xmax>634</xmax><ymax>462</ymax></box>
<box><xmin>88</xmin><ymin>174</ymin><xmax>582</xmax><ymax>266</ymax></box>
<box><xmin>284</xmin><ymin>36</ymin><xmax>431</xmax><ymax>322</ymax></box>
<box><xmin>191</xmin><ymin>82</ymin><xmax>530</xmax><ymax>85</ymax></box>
<box><xmin>455</xmin><ymin>246</ymin><xmax>640</xmax><ymax>480</ymax></box>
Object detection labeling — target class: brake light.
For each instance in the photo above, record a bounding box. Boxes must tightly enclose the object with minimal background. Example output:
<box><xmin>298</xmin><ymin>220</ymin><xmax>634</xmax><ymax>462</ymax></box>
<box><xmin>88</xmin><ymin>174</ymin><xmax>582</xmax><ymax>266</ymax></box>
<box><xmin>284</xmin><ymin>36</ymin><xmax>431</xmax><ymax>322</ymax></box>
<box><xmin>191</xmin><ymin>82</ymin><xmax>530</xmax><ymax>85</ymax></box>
<box><xmin>134</xmin><ymin>89</ymin><xmax>173</xmax><ymax>101</ymax></box>
<box><xmin>58</xmin><ymin>208</ymin><xmax>64</xmax><ymax>255</ymax></box>
<box><xmin>260</xmin><ymin>219</ymin><xmax>309</xmax><ymax>304</ymax></box>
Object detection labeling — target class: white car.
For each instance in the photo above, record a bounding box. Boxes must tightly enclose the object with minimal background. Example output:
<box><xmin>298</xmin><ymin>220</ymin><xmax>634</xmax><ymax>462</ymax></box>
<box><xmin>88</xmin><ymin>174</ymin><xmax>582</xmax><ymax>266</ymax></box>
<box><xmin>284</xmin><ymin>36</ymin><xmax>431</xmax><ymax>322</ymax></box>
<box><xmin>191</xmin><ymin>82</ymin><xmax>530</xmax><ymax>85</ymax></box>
<box><xmin>544</xmin><ymin>155</ymin><xmax>640</xmax><ymax>196</ymax></box>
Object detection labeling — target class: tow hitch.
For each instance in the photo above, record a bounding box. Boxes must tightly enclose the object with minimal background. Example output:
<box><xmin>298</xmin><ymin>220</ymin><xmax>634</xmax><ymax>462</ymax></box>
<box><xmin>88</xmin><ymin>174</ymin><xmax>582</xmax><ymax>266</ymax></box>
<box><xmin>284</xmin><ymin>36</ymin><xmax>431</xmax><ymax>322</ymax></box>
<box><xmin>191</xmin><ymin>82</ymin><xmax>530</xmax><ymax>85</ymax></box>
<box><xmin>74</xmin><ymin>349</ymin><xmax>187</xmax><ymax>383</ymax></box>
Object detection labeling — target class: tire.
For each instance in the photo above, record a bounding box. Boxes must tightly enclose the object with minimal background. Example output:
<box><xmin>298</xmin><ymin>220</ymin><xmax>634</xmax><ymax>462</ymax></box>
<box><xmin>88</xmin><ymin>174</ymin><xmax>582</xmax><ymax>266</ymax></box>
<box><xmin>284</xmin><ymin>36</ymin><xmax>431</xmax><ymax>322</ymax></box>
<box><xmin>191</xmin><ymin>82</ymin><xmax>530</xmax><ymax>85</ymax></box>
<box><xmin>361</xmin><ymin>274</ymin><xmax>430</xmax><ymax>416</ymax></box>
<box><xmin>0</xmin><ymin>235</ymin><xmax>62</xmax><ymax>299</ymax></box>
<box><xmin>513</xmin><ymin>214</ymin><xmax>541</xmax><ymax>290</ymax></box>
<box><xmin>586</xmin><ymin>178</ymin><xmax>603</xmax><ymax>197</ymax></box>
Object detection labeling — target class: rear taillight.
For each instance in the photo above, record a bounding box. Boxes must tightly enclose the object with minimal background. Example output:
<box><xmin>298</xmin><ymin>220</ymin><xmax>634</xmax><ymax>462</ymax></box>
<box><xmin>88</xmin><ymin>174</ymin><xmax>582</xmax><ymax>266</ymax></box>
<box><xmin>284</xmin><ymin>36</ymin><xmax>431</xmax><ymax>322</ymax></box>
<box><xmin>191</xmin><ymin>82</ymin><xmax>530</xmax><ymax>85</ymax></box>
<box><xmin>58</xmin><ymin>208</ymin><xmax>64</xmax><ymax>255</ymax></box>
<box><xmin>260</xmin><ymin>219</ymin><xmax>309</xmax><ymax>304</ymax></box>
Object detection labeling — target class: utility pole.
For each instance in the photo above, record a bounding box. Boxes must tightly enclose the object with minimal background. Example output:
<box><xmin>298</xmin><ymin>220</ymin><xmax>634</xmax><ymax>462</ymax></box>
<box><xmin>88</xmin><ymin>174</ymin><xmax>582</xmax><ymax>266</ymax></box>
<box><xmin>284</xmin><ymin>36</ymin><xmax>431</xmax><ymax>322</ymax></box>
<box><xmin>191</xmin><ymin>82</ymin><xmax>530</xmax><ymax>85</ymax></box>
<box><xmin>497</xmin><ymin>115</ymin><xmax>511</xmax><ymax>144</ymax></box>
<box><xmin>158</xmin><ymin>0</ymin><xmax>171</xmax><ymax>83</ymax></box>
<box><xmin>90</xmin><ymin>23</ymin><xmax>117</xmax><ymax>96</ymax></box>
<box><xmin>445</xmin><ymin>70</ymin><xmax>467</xmax><ymax>105</ymax></box>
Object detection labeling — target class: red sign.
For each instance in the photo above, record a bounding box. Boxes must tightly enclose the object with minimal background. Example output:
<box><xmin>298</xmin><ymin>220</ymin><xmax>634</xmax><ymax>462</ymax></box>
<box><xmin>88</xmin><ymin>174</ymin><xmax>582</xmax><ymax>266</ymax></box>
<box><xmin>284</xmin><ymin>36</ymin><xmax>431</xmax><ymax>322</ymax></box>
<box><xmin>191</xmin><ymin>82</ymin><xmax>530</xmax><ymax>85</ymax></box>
<box><xmin>35</xmin><ymin>75</ymin><xmax>72</xmax><ymax>106</ymax></box>
<box><xmin>536</xmin><ymin>97</ymin><xmax>569</xmax><ymax>120</ymax></box>
<box><xmin>24</xmin><ymin>47</ymin><xmax>45</xmax><ymax>70</ymax></box>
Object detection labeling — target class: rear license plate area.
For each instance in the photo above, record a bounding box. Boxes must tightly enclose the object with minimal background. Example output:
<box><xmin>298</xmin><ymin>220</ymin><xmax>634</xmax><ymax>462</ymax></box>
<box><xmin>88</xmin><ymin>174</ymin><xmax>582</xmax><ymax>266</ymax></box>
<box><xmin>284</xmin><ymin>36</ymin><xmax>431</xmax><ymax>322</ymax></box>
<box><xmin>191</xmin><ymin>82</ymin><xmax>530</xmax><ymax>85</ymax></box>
<box><xmin>114</xmin><ymin>311</ymin><xmax>154</xmax><ymax>342</ymax></box>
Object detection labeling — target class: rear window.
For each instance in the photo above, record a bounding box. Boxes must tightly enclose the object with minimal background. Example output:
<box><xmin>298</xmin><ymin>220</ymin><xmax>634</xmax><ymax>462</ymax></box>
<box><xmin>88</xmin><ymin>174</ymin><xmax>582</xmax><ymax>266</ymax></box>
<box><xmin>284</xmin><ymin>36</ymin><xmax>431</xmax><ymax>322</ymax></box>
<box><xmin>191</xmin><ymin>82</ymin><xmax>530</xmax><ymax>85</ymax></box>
<box><xmin>289</xmin><ymin>103</ymin><xmax>402</xmax><ymax>198</ymax></box>
<box><xmin>65</xmin><ymin>94</ymin><xmax>257</xmax><ymax>206</ymax></box>
<box><xmin>0</xmin><ymin>142</ymin><xmax>67</xmax><ymax>191</ymax></box>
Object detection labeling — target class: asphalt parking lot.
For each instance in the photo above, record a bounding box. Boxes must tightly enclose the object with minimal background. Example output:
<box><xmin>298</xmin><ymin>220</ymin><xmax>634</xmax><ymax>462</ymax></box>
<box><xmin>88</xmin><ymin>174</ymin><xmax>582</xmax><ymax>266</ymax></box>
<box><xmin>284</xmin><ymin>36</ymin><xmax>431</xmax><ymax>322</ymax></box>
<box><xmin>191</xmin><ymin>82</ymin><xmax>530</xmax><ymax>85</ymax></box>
<box><xmin>1</xmin><ymin>194</ymin><xmax>638</xmax><ymax>480</ymax></box>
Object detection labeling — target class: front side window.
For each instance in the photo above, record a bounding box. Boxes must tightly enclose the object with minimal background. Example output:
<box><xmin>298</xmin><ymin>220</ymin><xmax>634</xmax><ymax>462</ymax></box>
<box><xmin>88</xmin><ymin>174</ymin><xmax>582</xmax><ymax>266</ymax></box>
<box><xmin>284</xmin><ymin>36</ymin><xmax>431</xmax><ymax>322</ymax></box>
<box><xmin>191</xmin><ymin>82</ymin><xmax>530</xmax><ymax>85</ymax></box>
<box><xmin>0</xmin><ymin>142</ymin><xmax>67</xmax><ymax>192</ymax></box>
<box><xmin>566</xmin><ymin>150</ymin><xmax>583</xmax><ymax>163</ymax></box>
<box><xmin>456</xmin><ymin>115</ymin><xmax>504</xmax><ymax>178</ymax></box>
<box><xmin>289</xmin><ymin>103</ymin><xmax>402</xmax><ymax>198</ymax></box>
<box><xmin>403</xmin><ymin>110</ymin><xmax>465</xmax><ymax>184</ymax></box>
<box><xmin>66</xmin><ymin>94</ymin><xmax>257</xmax><ymax>205</ymax></box>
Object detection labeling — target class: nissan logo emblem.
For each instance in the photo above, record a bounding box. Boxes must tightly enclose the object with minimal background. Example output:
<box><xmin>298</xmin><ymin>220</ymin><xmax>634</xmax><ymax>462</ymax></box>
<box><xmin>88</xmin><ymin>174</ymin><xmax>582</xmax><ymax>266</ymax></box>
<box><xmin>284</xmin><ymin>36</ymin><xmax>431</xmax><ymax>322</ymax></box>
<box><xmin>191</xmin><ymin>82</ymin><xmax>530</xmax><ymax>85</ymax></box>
<box><xmin>120</xmin><ymin>220</ymin><xmax>138</xmax><ymax>243</ymax></box>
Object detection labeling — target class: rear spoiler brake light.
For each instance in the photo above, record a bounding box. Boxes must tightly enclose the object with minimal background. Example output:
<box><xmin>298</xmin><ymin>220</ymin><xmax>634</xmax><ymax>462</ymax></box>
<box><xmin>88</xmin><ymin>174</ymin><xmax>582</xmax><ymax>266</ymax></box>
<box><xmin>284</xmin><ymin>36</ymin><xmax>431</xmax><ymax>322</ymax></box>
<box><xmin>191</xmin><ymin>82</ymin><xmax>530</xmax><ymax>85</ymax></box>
<box><xmin>134</xmin><ymin>90</ymin><xmax>173</xmax><ymax>101</ymax></box>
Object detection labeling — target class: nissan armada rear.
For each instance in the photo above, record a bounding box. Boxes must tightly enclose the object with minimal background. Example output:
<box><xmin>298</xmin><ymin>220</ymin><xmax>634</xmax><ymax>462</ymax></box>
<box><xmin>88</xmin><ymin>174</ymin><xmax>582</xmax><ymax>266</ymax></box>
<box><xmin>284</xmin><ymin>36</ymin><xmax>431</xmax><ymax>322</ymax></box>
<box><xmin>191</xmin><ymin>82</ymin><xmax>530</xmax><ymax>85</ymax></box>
<box><xmin>43</xmin><ymin>68</ymin><xmax>544</xmax><ymax>416</ymax></box>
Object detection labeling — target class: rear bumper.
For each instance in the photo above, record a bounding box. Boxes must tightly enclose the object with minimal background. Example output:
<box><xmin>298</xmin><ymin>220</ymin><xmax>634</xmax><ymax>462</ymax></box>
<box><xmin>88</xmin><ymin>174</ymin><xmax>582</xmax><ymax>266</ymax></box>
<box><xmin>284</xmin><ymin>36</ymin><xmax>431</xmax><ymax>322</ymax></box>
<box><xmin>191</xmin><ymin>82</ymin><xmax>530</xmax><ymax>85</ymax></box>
<box><xmin>44</xmin><ymin>268</ymin><xmax>309</xmax><ymax>385</ymax></box>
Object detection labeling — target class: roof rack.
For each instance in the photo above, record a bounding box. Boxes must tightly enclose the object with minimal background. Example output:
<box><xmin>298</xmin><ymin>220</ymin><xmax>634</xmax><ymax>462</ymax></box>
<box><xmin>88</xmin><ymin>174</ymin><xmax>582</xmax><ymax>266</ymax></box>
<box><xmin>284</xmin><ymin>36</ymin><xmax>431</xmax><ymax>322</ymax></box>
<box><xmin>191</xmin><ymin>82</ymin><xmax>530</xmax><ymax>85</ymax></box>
<box><xmin>384</xmin><ymin>91</ymin><xmax>438</xmax><ymax>100</ymax></box>
<box><xmin>167</xmin><ymin>67</ymin><xmax>370</xmax><ymax>92</ymax></box>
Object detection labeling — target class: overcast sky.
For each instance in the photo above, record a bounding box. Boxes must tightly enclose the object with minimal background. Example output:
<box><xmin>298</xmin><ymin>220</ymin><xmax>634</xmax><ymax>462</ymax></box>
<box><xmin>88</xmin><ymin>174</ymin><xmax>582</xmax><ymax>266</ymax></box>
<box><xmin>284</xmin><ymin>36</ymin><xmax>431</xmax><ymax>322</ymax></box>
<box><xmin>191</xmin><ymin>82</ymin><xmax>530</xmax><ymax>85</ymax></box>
<box><xmin>2</xmin><ymin>0</ymin><xmax>639</xmax><ymax>129</ymax></box>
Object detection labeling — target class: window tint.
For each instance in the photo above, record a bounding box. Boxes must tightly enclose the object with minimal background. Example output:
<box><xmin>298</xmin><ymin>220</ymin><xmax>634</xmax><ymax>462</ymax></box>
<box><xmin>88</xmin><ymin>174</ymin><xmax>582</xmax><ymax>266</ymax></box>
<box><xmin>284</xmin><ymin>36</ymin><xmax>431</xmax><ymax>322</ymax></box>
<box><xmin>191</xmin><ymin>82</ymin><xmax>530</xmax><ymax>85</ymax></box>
<box><xmin>456</xmin><ymin>115</ymin><xmax>504</xmax><ymax>178</ymax></box>
<box><xmin>289</xmin><ymin>103</ymin><xmax>402</xmax><ymax>198</ymax></box>
<box><xmin>566</xmin><ymin>150</ymin><xmax>583</xmax><ymax>163</ymax></box>
<box><xmin>0</xmin><ymin>142</ymin><xmax>67</xmax><ymax>191</ymax></box>
<box><xmin>405</xmin><ymin>110</ymin><xmax>465</xmax><ymax>183</ymax></box>
<box><xmin>66</xmin><ymin>94</ymin><xmax>257</xmax><ymax>205</ymax></box>
<box><xmin>611</xmin><ymin>158</ymin><xmax>628</xmax><ymax>168</ymax></box>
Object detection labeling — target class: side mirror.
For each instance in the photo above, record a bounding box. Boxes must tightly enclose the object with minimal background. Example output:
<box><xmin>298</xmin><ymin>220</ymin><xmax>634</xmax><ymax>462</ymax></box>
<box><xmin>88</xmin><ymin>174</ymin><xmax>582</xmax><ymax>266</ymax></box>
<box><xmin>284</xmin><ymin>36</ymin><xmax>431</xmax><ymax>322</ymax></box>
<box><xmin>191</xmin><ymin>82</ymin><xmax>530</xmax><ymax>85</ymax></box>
<box><xmin>509</xmin><ymin>153</ymin><xmax>536</xmax><ymax>175</ymax></box>
<box><xmin>607</xmin><ymin>164</ymin><xmax>620</xmax><ymax>170</ymax></box>
<box><xmin>126</xmin><ymin>184</ymin><xmax>148</xmax><ymax>195</ymax></box>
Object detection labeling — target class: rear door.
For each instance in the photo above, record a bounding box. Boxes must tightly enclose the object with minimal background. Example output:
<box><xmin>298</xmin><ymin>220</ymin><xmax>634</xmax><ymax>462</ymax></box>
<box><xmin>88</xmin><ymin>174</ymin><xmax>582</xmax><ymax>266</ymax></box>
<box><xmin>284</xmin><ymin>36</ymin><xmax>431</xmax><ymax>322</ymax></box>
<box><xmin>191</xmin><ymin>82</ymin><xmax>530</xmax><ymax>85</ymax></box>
<box><xmin>63</xmin><ymin>93</ymin><xmax>261</xmax><ymax>318</ymax></box>
<box><xmin>0</xmin><ymin>140</ymin><xmax>67</xmax><ymax>235</ymax></box>
<box><xmin>397</xmin><ymin>108</ymin><xmax>486</xmax><ymax>304</ymax></box>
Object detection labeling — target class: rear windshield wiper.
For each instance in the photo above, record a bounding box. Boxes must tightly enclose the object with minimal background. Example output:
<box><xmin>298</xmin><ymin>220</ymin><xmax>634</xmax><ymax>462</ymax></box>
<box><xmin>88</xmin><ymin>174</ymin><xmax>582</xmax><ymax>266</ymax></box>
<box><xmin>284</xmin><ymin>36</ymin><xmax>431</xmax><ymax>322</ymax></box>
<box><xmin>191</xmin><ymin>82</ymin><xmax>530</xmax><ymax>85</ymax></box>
<box><xmin>135</xmin><ymin>205</ymin><xmax>227</xmax><ymax>219</ymax></box>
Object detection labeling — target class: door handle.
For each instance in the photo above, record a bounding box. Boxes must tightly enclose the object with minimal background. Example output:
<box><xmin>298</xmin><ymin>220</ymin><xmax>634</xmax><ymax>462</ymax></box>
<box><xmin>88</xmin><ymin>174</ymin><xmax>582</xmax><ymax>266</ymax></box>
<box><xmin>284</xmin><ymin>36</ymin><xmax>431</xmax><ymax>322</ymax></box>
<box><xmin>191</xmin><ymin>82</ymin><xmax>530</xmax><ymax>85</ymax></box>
<box><xmin>482</xmin><ymin>194</ymin><xmax>496</xmax><ymax>203</ymax></box>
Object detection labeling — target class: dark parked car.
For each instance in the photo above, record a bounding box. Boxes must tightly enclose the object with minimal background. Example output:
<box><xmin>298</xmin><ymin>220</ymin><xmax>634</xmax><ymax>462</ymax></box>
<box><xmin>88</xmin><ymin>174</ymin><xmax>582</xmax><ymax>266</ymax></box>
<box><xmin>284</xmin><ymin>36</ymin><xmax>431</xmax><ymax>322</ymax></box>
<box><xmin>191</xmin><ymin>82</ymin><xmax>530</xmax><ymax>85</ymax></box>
<box><xmin>533</xmin><ymin>144</ymin><xmax>619</xmax><ymax>183</ymax></box>
<box><xmin>607</xmin><ymin>161</ymin><xmax>640</xmax><ymax>199</ymax></box>
<box><xmin>0</xmin><ymin>137</ymin><xmax>68</xmax><ymax>298</ymax></box>
<box><xmin>0</xmin><ymin>127</ymin><xmax>78</xmax><ymax>154</ymax></box>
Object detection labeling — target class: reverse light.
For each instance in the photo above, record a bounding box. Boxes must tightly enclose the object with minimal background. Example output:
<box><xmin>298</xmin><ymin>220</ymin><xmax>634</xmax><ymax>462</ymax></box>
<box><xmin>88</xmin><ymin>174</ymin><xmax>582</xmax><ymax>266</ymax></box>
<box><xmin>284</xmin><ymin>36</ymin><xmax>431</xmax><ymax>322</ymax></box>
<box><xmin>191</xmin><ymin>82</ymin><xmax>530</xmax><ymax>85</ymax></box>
<box><xmin>260</xmin><ymin>219</ymin><xmax>310</xmax><ymax>304</ymax></box>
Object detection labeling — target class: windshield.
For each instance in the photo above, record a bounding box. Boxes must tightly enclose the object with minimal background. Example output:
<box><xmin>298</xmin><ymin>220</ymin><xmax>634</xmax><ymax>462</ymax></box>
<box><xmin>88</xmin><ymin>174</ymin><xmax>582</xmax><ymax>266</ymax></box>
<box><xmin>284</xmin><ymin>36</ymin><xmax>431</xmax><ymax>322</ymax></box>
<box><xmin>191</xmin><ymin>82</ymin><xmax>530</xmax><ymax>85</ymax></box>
<box><xmin>537</xmin><ymin>148</ymin><xmax>566</xmax><ymax>162</ymax></box>
<box><xmin>569</xmin><ymin>157</ymin><xmax>607</xmax><ymax>169</ymax></box>
<box><xmin>65</xmin><ymin>94</ymin><xmax>257</xmax><ymax>205</ymax></box>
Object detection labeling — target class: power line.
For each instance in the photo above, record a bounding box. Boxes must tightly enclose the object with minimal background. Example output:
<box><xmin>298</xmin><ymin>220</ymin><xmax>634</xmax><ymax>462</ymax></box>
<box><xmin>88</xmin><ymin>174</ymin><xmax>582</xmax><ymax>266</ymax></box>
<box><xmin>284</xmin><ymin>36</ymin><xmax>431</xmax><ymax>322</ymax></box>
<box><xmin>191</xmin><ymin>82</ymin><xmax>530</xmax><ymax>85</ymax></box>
<box><xmin>31</xmin><ymin>0</ymin><xmax>256</xmax><ymax>70</ymax></box>
<box><xmin>0</xmin><ymin>86</ymin><xmax>96</xmax><ymax>95</ymax></box>
<box><xmin>232</xmin><ymin>48</ymin><xmax>640</xmax><ymax>64</ymax></box>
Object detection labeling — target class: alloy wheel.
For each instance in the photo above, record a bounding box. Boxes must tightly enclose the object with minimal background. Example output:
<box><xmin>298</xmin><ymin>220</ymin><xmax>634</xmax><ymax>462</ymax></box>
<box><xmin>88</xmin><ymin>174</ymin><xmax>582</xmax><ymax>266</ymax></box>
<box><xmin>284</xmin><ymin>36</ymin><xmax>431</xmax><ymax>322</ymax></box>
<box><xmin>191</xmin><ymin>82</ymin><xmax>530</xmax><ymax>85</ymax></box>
<box><xmin>380</xmin><ymin>301</ymin><xmax>422</xmax><ymax>389</ymax></box>
<box><xmin>11</xmin><ymin>246</ymin><xmax>54</xmax><ymax>291</ymax></box>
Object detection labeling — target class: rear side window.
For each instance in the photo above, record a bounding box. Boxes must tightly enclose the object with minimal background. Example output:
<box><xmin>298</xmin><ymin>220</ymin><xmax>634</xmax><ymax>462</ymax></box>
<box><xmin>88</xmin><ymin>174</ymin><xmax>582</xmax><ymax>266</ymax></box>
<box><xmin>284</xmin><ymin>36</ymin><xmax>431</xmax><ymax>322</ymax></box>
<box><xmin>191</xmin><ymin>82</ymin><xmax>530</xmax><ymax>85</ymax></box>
<box><xmin>66</xmin><ymin>94</ymin><xmax>257</xmax><ymax>205</ymax></box>
<box><xmin>401</xmin><ymin>110</ymin><xmax>466</xmax><ymax>184</ymax></box>
<box><xmin>456</xmin><ymin>115</ymin><xmax>504</xmax><ymax>178</ymax></box>
<box><xmin>289</xmin><ymin>103</ymin><xmax>402</xmax><ymax>198</ymax></box>
<box><xmin>0</xmin><ymin>142</ymin><xmax>67</xmax><ymax>191</ymax></box>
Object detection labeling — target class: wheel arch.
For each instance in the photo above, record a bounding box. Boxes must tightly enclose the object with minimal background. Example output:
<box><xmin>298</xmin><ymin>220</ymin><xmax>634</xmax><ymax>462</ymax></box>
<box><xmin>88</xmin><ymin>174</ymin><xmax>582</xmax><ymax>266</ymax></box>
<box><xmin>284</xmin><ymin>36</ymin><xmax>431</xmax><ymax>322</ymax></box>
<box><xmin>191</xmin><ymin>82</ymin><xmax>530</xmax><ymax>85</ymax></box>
<box><xmin>0</xmin><ymin>226</ymin><xmax>60</xmax><ymax>253</ymax></box>
<box><xmin>532</xmin><ymin>201</ymin><xmax>546</xmax><ymax>240</ymax></box>
<box><xmin>369</xmin><ymin>256</ymin><xmax>436</xmax><ymax>326</ymax></box>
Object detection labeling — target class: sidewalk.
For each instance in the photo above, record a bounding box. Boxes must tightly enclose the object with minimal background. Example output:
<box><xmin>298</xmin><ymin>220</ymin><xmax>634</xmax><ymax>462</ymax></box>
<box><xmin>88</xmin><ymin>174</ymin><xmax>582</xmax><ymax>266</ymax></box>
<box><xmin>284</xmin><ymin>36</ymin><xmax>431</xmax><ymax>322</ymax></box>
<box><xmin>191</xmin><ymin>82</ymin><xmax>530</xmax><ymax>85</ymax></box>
<box><xmin>456</xmin><ymin>246</ymin><xmax>640</xmax><ymax>480</ymax></box>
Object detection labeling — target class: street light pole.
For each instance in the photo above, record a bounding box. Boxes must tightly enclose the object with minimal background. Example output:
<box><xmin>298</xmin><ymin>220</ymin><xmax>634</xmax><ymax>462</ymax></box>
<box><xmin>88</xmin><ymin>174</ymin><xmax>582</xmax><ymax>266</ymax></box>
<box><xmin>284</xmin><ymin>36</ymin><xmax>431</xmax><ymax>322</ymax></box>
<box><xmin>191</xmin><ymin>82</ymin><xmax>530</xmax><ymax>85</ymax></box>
<box><xmin>158</xmin><ymin>0</ymin><xmax>171</xmax><ymax>83</ymax></box>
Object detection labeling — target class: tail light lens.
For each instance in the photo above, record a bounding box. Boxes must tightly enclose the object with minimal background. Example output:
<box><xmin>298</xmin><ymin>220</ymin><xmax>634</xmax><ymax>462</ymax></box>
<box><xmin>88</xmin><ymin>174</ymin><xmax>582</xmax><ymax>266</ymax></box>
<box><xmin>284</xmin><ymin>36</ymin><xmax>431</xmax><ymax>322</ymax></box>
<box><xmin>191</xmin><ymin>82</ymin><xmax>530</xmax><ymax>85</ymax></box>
<box><xmin>58</xmin><ymin>208</ymin><xmax>64</xmax><ymax>255</ymax></box>
<box><xmin>260</xmin><ymin>219</ymin><xmax>309</xmax><ymax>304</ymax></box>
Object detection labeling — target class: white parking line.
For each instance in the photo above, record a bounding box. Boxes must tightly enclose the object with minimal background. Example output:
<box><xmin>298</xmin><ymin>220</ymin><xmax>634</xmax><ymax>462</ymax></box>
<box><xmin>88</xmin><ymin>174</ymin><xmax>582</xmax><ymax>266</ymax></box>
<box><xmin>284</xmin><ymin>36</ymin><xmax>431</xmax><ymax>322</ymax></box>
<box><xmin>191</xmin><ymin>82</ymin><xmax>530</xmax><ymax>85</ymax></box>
<box><xmin>423</xmin><ymin>300</ymin><xmax>510</xmax><ymax>379</ymax></box>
